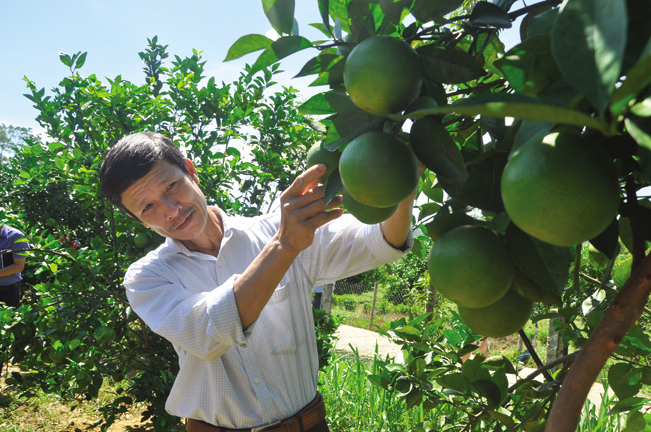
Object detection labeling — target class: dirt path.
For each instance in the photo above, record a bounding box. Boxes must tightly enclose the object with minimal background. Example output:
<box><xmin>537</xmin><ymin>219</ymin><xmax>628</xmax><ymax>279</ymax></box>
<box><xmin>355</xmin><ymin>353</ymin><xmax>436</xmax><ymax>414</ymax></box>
<box><xmin>334</xmin><ymin>324</ymin><xmax>612</xmax><ymax>407</ymax></box>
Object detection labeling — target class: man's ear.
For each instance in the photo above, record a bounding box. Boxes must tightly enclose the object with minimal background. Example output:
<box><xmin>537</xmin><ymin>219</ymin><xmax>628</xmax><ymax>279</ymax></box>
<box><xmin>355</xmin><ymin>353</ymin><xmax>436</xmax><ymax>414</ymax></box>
<box><xmin>186</xmin><ymin>159</ymin><xmax>199</xmax><ymax>184</ymax></box>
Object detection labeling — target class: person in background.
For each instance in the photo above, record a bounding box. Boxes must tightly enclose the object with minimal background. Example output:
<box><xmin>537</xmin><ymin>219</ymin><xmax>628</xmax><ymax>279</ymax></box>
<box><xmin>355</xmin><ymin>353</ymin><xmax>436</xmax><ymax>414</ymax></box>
<box><xmin>0</xmin><ymin>223</ymin><xmax>29</xmax><ymax>308</ymax></box>
<box><xmin>99</xmin><ymin>132</ymin><xmax>417</xmax><ymax>432</ymax></box>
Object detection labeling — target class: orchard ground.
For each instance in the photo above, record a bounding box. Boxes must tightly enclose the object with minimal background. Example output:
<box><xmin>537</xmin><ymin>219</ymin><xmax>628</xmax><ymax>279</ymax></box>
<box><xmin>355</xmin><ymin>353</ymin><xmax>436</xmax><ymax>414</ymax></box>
<box><xmin>1</xmin><ymin>325</ymin><xmax>614</xmax><ymax>431</ymax></box>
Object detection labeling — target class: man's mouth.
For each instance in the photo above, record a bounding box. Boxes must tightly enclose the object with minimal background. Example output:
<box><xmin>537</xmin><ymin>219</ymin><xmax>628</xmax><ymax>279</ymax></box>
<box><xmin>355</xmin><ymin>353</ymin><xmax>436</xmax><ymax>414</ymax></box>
<box><xmin>172</xmin><ymin>208</ymin><xmax>194</xmax><ymax>231</ymax></box>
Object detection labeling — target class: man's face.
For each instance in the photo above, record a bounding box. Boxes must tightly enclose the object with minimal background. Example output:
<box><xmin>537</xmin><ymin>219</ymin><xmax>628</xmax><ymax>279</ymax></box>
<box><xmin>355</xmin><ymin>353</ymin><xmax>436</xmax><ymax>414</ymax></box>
<box><xmin>120</xmin><ymin>159</ymin><xmax>209</xmax><ymax>241</ymax></box>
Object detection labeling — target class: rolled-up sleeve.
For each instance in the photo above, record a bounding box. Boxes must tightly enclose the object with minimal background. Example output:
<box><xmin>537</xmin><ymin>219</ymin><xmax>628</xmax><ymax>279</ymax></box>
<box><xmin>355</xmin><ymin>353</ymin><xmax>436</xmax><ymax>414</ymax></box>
<box><xmin>299</xmin><ymin>214</ymin><xmax>413</xmax><ymax>287</ymax></box>
<box><xmin>125</xmin><ymin>262</ymin><xmax>255</xmax><ymax>362</ymax></box>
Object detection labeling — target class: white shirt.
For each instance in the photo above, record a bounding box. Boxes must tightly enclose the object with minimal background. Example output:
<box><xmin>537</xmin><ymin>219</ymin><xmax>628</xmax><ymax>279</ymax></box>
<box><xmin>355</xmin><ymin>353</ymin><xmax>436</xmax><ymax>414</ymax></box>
<box><xmin>124</xmin><ymin>207</ymin><xmax>411</xmax><ymax>429</ymax></box>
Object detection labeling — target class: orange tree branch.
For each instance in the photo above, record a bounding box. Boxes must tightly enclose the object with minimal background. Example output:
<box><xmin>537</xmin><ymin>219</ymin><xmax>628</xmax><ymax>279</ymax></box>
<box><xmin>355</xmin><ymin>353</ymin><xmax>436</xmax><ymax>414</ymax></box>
<box><xmin>545</xmin><ymin>252</ymin><xmax>651</xmax><ymax>432</ymax></box>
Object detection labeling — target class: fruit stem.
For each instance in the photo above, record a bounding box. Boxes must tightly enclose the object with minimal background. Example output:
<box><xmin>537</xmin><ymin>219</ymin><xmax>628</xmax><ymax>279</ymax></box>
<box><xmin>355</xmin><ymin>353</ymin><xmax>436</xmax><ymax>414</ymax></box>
<box><xmin>518</xmin><ymin>329</ymin><xmax>553</xmax><ymax>382</ymax></box>
<box><xmin>545</xmin><ymin>252</ymin><xmax>651</xmax><ymax>432</ymax></box>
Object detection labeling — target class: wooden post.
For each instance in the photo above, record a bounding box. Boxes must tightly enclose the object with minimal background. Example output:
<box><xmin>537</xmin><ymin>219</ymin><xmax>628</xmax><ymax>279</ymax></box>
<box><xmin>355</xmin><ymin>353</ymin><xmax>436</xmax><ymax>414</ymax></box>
<box><xmin>546</xmin><ymin>310</ymin><xmax>564</xmax><ymax>372</ymax></box>
<box><xmin>321</xmin><ymin>283</ymin><xmax>334</xmax><ymax>314</ymax></box>
<box><xmin>425</xmin><ymin>279</ymin><xmax>437</xmax><ymax>319</ymax></box>
<box><xmin>368</xmin><ymin>282</ymin><xmax>379</xmax><ymax>330</ymax></box>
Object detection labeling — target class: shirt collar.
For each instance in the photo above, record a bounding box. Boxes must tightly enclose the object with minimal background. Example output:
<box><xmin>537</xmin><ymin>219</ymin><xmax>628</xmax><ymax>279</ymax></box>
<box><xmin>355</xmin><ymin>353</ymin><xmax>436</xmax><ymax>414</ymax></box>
<box><xmin>162</xmin><ymin>206</ymin><xmax>257</xmax><ymax>258</ymax></box>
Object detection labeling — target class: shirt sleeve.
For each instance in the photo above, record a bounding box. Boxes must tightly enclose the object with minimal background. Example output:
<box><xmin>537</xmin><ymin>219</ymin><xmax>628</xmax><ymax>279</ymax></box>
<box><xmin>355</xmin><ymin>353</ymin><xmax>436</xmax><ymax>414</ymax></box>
<box><xmin>298</xmin><ymin>214</ymin><xmax>413</xmax><ymax>287</ymax></box>
<box><xmin>124</xmin><ymin>259</ymin><xmax>255</xmax><ymax>362</ymax></box>
<box><xmin>11</xmin><ymin>232</ymin><xmax>30</xmax><ymax>259</ymax></box>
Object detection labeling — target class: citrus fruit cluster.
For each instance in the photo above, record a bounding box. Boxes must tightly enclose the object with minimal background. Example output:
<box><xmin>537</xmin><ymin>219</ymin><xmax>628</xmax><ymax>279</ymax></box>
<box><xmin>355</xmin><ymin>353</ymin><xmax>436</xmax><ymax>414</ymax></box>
<box><xmin>306</xmin><ymin>132</ymin><xmax>420</xmax><ymax>224</ymax></box>
<box><xmin>427</xmin><ymin>222</ymin><xmax>534</xmax><ymax>338</ymax></box>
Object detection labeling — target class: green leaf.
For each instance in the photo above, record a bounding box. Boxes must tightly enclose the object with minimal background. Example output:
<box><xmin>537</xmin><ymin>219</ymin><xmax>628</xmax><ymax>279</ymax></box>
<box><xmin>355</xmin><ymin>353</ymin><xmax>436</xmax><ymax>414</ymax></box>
<box><xmin>589</xmin><ymin>218</ymin><xmax>619</xmax><ymax>260</ymax></box>
<box><xmin>388</xmin><ymin>96</ymin><xmax>441</xmax><ymax>121</ymax></box>
<box><xmin>551</xmin><ymin>0</ymin><xmax>628</xmax><ymax>116</ymax></box>
<box><xmin>69</xmin><ymin>339</ymin><xmax>81</xmax><ymax>350</ymax></box>
<box><xmin>511</xmin><ymin>120</ymin><xmax>554</xmax><ymax>155</ymax></box>
<box><xmin>262</xmin><ymin>0</ymin><xmax>296</xmax><ymax>35</ymax></box>
<box><xmin>488</xmin><ymin>409</ymin><xmax>516</xmax><ymax>431</ymax></box>
<box><xmin>504</xmin><ymin>223</ymin><xmax>571</xmax><ymax>297</ymax></box>
<box><xmin>613</xmin><ymin>257</ymin><xmax>632</xmax><ymax>289</ymax></box>
<box><xmin>294</xmin><ymin>53</ymin><xmax>340</xmax><ymax>78</ymax></box>
<box><xmin>323</xmin><ymin>110</ymin><xmax>383</xmax><ymax>150</ymax></box>
<box><xmin>417</xmin><ymin>45</ymin><xmax>487</xmax><ymax>84</ymax></box>
<box><xmin>329</xmin><ymin>0</ymin><xmax>351</xmax><ymax>34</ymax></box>
<box><xmin>472</xmin><ymin>380</ymin><xmax>501</xmax><ymax>408</ymax></box>
<box><xmin>318</xmin><ymin>0</ymin><xmax>331</xmax><ymax>36</ymax></box>
<box><xmin>455</xmin><ymin>152</ymin><xmax>507</xmax><ymax>212</ymax></box>
<box><xmin>607</xmin><ymin>397</ymin><xmax>648</xmax><ymax>416</ymax></box>
<box><xmin>625</xmin><ymin>411</ymin><xmax>646</xmax><ymax>432</ymax></box>
<box><xmin>461</xmin><ymin>359</ymin><xmax>491</xmax><ymax>383</ymax></box>
<box><xmin>432</xmin><ymin>93</ymin><xmax>607</xmax><ymax>132</ymax></box>
<box><xmin>251</xmin><ymin>36</ymin><xmax>313</xmax><ymax>74</ymax></box>
<box><xmin>224</xmin><ymin>34</ymin><xmax>274</xmax><ymax>61</ymax></box>
<box><xmin>59</xmin><ymin>52</ymin><xmax>72</xmax><ymax>67</ymax></box>
<box><xmin>468</xmin><ymin>2</ymin><xmax>512</xmax><ymax>29</ymax></box>
<box><xmin>323</xmin><ymin>168</ymin><xmax>343</xmax><ymax>206</ymax></box>
<box><xmin>411</xmin><ymin>0</ymin><xmax>464</xmax><ymax>23</ymax></box>
<box><xmin>299</xmin><ymin>93</ymin><xmax>336</xmax><ymax>115</ymax></box>
<box><xmin>493</xmin><ymin>34</ymin><xmax>561</xmax><ymax>96</ymax></box>
<box><xmin>75</xmin><ymin>52</ymin><xmax>88</xmax><ymax>69</ymax></box>
<box><xmin>436</xmin><ymin>373</ymin><xmax>472</xmax><ymax>395</ymax></box>
<box><xmin>379</xmin><ymin>0</ymin><xmax>412</xmax><ymax>25</ymax></box>
<box><xmin>527</xmin><ymin>7</ymin><xmax>559</xmax><ymax>39</ymax></box>
<box><xmin>410</xmin><ymin>118</ymin><xmax>468</xmax><ymax>197</ymax></box>
<box><xmin>609</xmin><ymin>363</ymin><xmax>643</xmax><ymax>400</ymax></box>
<box><xmin>54</xmin><ymin>157</ymin><xmax>65</xmax><ymax>171</ymax></box>
<box><xmin>394</xmin><ymin>377</ymin><xmax>412</xmax><ymax>395</ymax></box>
<box><xmin>610</xmin><ymin>54</ymin><xmax>651</xmax><ymax>116</ymax></box>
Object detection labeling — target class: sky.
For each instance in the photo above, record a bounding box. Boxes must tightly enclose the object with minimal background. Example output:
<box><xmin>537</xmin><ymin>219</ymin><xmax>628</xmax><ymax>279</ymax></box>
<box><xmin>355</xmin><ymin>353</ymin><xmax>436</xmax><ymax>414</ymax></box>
<box><xmin>0</xmin><ymin>0</ymin><xmax>524</xmax><ymax>137</ymax></box>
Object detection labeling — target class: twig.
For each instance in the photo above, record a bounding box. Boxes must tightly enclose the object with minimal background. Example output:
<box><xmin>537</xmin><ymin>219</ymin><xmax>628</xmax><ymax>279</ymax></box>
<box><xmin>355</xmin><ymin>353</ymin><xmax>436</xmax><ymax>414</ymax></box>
<box><xmin>518</xmin><ymin>329</ymin><xmax>554</xmax><ymax>382</ymax></box>
<box><xmin>446</xmin><ymin>79</ymin><xmax>506</xmax><ymax>97</ymax></box>
<box><xmin>508</xmin><ymin>351</ymin><xmax>578</xmax><ymax>392</ymax></box>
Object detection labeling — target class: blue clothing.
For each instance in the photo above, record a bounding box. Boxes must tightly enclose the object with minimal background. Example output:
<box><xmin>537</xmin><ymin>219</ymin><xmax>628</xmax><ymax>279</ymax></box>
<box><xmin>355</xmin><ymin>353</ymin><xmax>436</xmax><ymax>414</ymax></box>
<box><xmin>0</xmin><ymin>225</ymin><xmax>29</xmax><ymax>286</ymax></box>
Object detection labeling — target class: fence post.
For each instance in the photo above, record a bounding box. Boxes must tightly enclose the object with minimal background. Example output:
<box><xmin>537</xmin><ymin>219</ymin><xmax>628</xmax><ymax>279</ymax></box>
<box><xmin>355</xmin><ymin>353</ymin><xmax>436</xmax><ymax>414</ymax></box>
<box><xmin>321</xmin><ymin>283</ymin><xmax>334</xmax><ymax>314</ymax></box>
<box><xmin>546</xmin><ymin>309</ymin><xmax>564</xmax><ymax>371</ymax></box>
<box><xmin>368</xmin><ymin>282</ymin><xmax>379</xmax><ymax>330</ymax></box>
<box><xmin>425</xmin><ymin>279</ymin><xmax>437</xmax><ymax>319</ymax></box>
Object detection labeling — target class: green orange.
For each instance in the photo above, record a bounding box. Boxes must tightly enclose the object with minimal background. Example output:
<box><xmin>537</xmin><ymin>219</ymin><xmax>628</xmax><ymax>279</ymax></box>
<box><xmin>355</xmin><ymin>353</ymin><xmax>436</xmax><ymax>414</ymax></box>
<box><xmin>501</xmin><ymin>132</ymin><xmax>620</xmax><ymax>246</ymax></box>
<box><xmin>343</xmin><ymin>188</ymin><xmax>397</xmax><ymax>224</ymax></box>
<box><xmin>425</xmin><ymin>212</ymin><xmax>475</xmax><ymax>242</ymax></box>
<box><xmin>457</xmin><ymin>290</ymin><xmax>534</xmax><ymax>338</ymax></box>
<box><xmin>339</xmin><ymin>131</ymin><xmax>419</xmax><ymax>208</ymax></box>
<box><xmin>343</xmin><ymin>36</ymin><xmax>424</xmax><ymax>116</ymax></box>
<box><xmin>428</xmin><ymin>225</ymin><xmax>514</xmax><ymax>309</ymax></box>
<box><xmin>306</xmin><ymin>141</ymin><xmax>341</xmax><ymax>184</ymax></box>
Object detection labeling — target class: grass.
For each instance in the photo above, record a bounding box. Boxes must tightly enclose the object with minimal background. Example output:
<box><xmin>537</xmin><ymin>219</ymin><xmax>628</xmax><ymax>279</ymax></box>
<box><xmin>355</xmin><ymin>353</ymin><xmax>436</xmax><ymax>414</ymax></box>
<box><xmin>319</xmin><ymin>348</ymin><xmax>452</xmax><ymax>431</ymax></box>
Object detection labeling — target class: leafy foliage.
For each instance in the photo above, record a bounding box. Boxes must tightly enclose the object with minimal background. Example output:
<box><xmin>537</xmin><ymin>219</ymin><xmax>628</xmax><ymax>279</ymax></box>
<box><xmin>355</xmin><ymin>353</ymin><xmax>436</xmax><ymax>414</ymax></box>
<box><xmin>226</xmin><ymin>0</ymin><xmax>651</xmax><ymax>430</ymax></box>
<box><xmin>0</xmin><ymin>37</ymin><xmax>323</xmax><ymax>431</ymax></box>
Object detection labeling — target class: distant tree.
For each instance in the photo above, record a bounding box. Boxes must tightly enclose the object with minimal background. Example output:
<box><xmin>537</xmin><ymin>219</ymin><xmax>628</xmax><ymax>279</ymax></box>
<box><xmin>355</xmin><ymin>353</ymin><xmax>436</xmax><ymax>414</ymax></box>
<box><xmin>0</xmin><ymin>124</ymin><xmax>32</xmax><ymax>162</ymax></box>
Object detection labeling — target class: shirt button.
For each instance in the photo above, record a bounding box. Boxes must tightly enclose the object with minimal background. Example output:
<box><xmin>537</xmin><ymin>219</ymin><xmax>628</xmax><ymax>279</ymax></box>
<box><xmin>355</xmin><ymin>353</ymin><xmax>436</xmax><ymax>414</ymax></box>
<box><xmin>255</xmin><ymin>378</ymin><xmax>260</xmax><ymax>384</ymax></box>
<box><xmin>217</xmin><ymin>261</ymin><xmax>223</xmax><ymax>267</ymax></box>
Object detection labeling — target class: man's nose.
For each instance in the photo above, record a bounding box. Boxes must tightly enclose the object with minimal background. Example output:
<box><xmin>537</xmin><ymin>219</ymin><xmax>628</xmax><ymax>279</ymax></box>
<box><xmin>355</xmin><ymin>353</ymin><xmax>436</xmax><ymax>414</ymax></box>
<box><xmin>162</xmin><ymin>197</ymin><xmax>182</xmax><ymax>220</ymax></box>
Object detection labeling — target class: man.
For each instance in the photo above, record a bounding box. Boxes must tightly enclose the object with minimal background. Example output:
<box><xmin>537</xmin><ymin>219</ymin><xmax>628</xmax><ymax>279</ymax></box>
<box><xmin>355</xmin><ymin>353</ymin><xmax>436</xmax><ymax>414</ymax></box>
<box><xmin>0</xmin><ymin>223</ymin><xmax>29</xmax><ymax>308</ymax></box>
<box><xmin>99</xmin><ymin>132</ymin><xmax>415</xmax><ymax>432</ymax></box>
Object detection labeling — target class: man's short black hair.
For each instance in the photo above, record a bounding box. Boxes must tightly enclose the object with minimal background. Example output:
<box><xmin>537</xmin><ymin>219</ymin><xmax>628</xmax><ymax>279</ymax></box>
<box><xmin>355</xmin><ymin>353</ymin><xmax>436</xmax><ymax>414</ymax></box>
<box><xmin>100</xmin><ymin>132</ymin><xmax>190</xmax><ymax>217</ymax></box>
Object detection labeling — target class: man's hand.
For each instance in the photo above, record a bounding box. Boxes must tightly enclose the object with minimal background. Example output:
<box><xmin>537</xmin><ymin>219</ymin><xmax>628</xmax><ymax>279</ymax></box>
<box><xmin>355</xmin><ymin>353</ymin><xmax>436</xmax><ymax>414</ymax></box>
<box><xmin>233</xmin><ymin>164</ymin><xmax>343</xmax><ymax>329</ymax></box>
<box><xmin>275</xmin><ymin>164</ymin><xmax>344</xmax><ymax>253</ymax></box>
